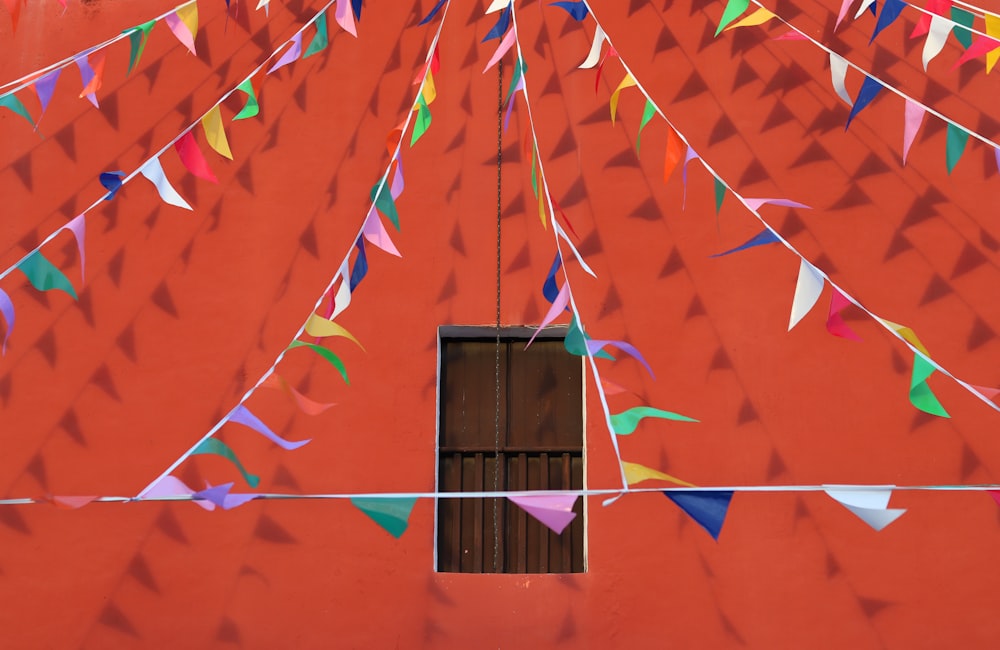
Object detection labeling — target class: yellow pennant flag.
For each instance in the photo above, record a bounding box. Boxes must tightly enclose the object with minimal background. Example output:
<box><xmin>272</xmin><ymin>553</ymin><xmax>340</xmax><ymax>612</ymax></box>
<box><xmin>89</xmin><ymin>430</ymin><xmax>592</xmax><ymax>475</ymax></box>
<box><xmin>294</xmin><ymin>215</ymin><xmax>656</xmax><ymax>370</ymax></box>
<box><xmin>880</xmin><ymin>319</ymin><xmax>929</xmax><ymax>356</ymax></box>
<box><xmin>724</xmin><ymin>7</ymin><xmax>775</xmax><ymax>31</ymax></box>
<box><xmin>622</xmin><ymin>461</ymin><xmax>695</xmax><ymax>487</ymax></box>
<box><xmin>200</xmin><ymin>105</ymin><xmax>232</xmax><ymax>159</ymax></box>
<box><xmin>987</xmin><ymin>14</ymin><xmax>1000</xmax><ymax>73</ymax></box>
<box><xmin>177</xmin><ymin>2</ymin><xmax>198</xmax><ymax>40</ymax></box>
<box><xmin>609</xmin><ymin>73</ymin><xmax>636</xmax><ymax>125</ymax></box>
<box><xmin>422</xmin><ymin>71</ymin><xmax>437</xmax><ymax>105</ymax></box>
<box><xmin>304</xmin><ymin>314</ymin><xmax>365</xmax><ymax>350</ymax></box>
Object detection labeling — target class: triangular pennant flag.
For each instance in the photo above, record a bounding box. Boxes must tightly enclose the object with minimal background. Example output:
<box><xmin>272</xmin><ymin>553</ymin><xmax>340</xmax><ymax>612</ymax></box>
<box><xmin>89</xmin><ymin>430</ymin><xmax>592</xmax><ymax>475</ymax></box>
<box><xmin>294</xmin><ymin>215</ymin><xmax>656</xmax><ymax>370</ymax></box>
<box><xmin>124</xmin><ymin>20</ymin><xmax>156</xmax><ymax>75</ymax></box>
<box><xmin>262</xmin><ymin>374</ymin><xmax>336</xmax><ymax>415</ymax></box>
<box><xmin>268</xmin><ymin>32</ymin><xmax>303</xmax><ymax>74</ymax></box>
<box><xmin>972</xmin><ymin>384</ymin><xmax>1000</xmax><ymax>400</ymax></box>
<box><xmin>18</xmin><ymin>251</ymin><xmax>77</xmax><ymax>300</ymax></box>
<box><xmin>922</xmin><ymin>15</ymin><xmax>951</xmax><ymax>70</ymax></box>
<box><xmin>143</xmin><ymin>475</ymin><xmax>215</xmax><ymax>510</ymax></box>
<box><xmin>362</xmin><ymin>208</ymin><xmax>402</xmax><ymax>256</ymax></box>
<box><xmin>350</xmin><ymin>497</ymin><xmax>417</xmax><ymax>538</ymax></box>
<box><xmin>351</xmin><ymin>0</ymin><xmax>362</xmax><ymax>20</ymax></box>
<box><xmin>484</xmin><ymin>27</ymin><xmax>516</xmax><ymax>73</ymax></box>
<box><xmin>508</xmin><ymin>494</ymin><xmax>579</xmax><ymax>534</ymax></box>
<box><xmin>418</xmin><ymin>0</ymin><xmax>447</xmax><ymax>25</ymax></box>
<box><xmin>482</xmin><ymin>3</ymin><xmax>511</xmax><ymax>42</ymax></box>
<box><xmin>50</xmin><ymin>496</ymin><xmax>99</xmax><ymax>509</ymax></box>
<box><xmin>579</xmin><ymin>25</ymin><xmax>606</xmax><ymax>69</ymax></box>
<box><xmin>987</xmin><ymin>14</ymin><xmax>1000</xmax><ymax>72</ymax></box>
<box><xmin>334</xmin><ymin>0</ymin><xmax>358</xmax><ymax>37</ymax></box>
<box><xmin>350</xmin><ymin>238</ymin><xmax>368</xmax><ymax>292</ymax></box>
<box><xmin>845</xmin><ymin>76</ymin><xmax>883</xmax><ymax>129</ymax></box>
<box><xmin>0</xmin><ymin>92</ymin><xmax>34</xmax><ymax>127</ymax></box>
<box><xmin>880</xmin><ymin>318</ymin><xmax>929</xmax><ymax>356</ymax></box>
<box><xmin>772</xmin><ymin>29</ymin><xmax>807</xmax><ymax>40</ymax></box>
<box><xmin>854</xmin><ymin>0</ymin><xmax>878</xmax><ymax>19</ymax></box>
<box><xmin>610</xmin><ymin>406</ymin><xmax>698</xmax><ymax>435</ymax></box>
<box><xmin>191</xmin><ymin>438</ymin><xmax>261</xmax><ymax>488</ymax></box>
<box><xmin>551</xmin><ymin>1</ymin><xmax>588</xmax><ymax>20</ymax></box>
<box><xmin>636</xmin><ymin>99</ymin><xmax>656</xmax><ymax>154</ymax></box>
<box><xmin>139</xmin><ymin>156</ymin><xmax>192</xmax><ymax>210</ymax></box>
<box><xmin>989</xmin><ymin>490</ymin><xmax>1000</xmax><ymax>507</ymax></box>
<box><xmin>952</xmin><ymin>35</ymin><xmax>1000</xmax><ymax>69</ymax></box>
<box><xmin>663</xmin><ymin>127</ymin><xmax>685</xmax><ymax>182</ymax></box>
<box><xmin>201</xmin><ymin>105</ymin><xmax>233</xmax><ymax>159</ymax></box>
<box><xmin>902</xmin><ymin>100</ymin><xmax>924</xmax><ymax>165</ymax></box>
<box><xmin>788</xmin><ymin>259</ymin><xmax>824</xmax><ymax>331</ymax></box>
<box><xmin>75</xmin><ymin>54</ymin><xmax>102</xmax><ymax>107</ymax></box>
<box><xmin>370</xmin><ymin>181</ymin><xmax>400</xmax><ymax>230</ymax></box>
<box><xmin>713</xmin><ymin>176</ymin><xmax>726</xmax><ymax>214</ymax></box>
<box><xmin>99</xmin><ymin>171</ymin><xmax>125</xmax><ymax>200</ymax></box>
<box><xmin>910</xmin><ymin>0</ymin><xmax>950</xmax><ymax>38</ymax></box>
<box><xmin>743</xmin><ymin>198</ymin><xmax>811</xmax><ymax>211</ymax></box>
<box><xmin>681</xmin><ymin>146</ymin><xmax>700</xmax><ymax>209</ymax></box>
<box><xmin>174</xmin><ymin>131</ymin><xmax>218</xmax><ymax>183</ymax></box>
<box><xmin>390</xmin><ymin>158</ymin><xmax>405</xmax><ymax>199</ymax></box>
<box><xmin>664</xmin><ymin>490</ymin><xmax>733</xmax><ymax>540</ymax></box>
<box><xmin>563</xmin><ymin>316</ymin><xmax>614</xmax><ymax>359</ymax></box>
<box><xmin>951</xmin><ymin>7</ymin><xmax>974</xmax><ymax>49</ymax></box>
<box><xmin>193</xmin><ymin>482</ymin><xmax>259</xmax><ymax>510</ymax></box>
<box><xmin>304</xmin><ymin>12</ymin><xmax>329</xmax><ymax>57</ymax></box>
<box><xmin>609</xmin><ymin>73</ymin><xmax>636</xmax><ymax>125</ymax></box>
<box><xmin>829</xmin><ymin>52</ymin><xmax>852</xmax><ymax>106</ymax></box>
<box><xmin>542</xmin><ymin>253</ymin><xmax>563</xmax><ymax>303</ymax></box>
<box><xmin>594</xmin><ymin>46</ymin><xmax>617</xmax><ymax>93</ymax></box>
<box><xmin>910</xmin><ymin>353</ymin><xmax>950</xmax><ymax>417</ymax></box>
<box><xmin>945</xmin><ymin>122</ymin><xmax>969</xmax><ymax>174</ymax></box>
<box><xmin>0</xmin><ymin>288</ymin><xmax>14</xmax><ymax>354</ymax></box>
<box><xmin>32</xmin><ymin>69</ymin><xmax>62</xmax><ymax>122</ymax></box>
<box><xmin>622</xmin><ymin>461</ymin><xmax>695</xmax><ymax>487</ymax></box>
<box><xmin>65</xmin><ymin>215</ymin><xmax>86</xmax><ymax>284</ymax></box>
<box><xmin>871</xmin><ymin>0</ymin><xmax>905</xmax><ymax>43</ymax></box>
<box><xmin>303</xmin><ymin>313</ymin><xmax>364</xmax><ymax>349</ymax></box>
<box><xmin>585</xmin><ymin>339</ymin><xmax>656</xmax><ymax>378</ymax></box>
<box><xmin>528</xmin><ymin>283</ymin><xmax>570</xmax><ymax>346</ymax></box>
<box><xmin>555</xmin><ymin>220</ymin><xmax>594</xmax><ymax>276</ymax></box>
<box><xmin>724</xmin><ymin>6</ymin><xmax>775</xmax><ymax>30</ymax></box>
<box><xmin>287</xmin><ymin>340</ymin><xmax>349</xmax><ymax>383</ymax></box>
<box><xmin>716</xmin><ymin>0</ymin><xmax>750</xmax><ymax>35</ymax></box>
<box><xmin>825</xmin><ymin>487</ymin><xmax>906</xmax><ymax>531</ymax></box>
<box><xmin>165</xmin><ymin>3</ymin><xmax>198</xmax><ymax>55</ymax></box>
<box><xmin>835</xmin><ymin>0</ymin><xmax>853</xmax><ymax>29</ymax></box>
<box><xmin>710</xmin><ymin>229</ymin><xmax>780</xmax><ymax>257</ymax></box>
<box><xmin>411</xmin><ymin>96</ymin><xmax>432</xmax><ymax>146</ymax></box>
<box><xmin>328</xmin><ymin>262</ymin><xmax>352</xmax><ymax>319</ymax></box>
<box><xmin>233</xmin><ymin>79</ymin><xmax>260</xmax><ymax>120</ymax></box>
<box><xmin>229</xmin><ymin>404</ymin><xmax>311</xmax><ymax>450</ymax></box>
<box><xmin>826</xmin><ymin>288</ymin><xmax>862</xmax><ymax>341</ymax></box>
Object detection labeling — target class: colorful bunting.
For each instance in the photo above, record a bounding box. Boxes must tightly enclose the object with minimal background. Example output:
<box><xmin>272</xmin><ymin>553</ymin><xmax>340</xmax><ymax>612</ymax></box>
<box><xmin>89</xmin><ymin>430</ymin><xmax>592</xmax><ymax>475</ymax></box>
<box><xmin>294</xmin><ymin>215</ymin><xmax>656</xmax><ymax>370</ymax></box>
<box><xmin>664</xmin><ymin>490</ymin><xmax>733</xmax><ymax>540</ymax></box>
<box><xmin>845</xmin><ymin>76</ymin><xmax>883</xmax><ymax>129</ymax></box>
<box><xmin>610</xmin><ymin>406</ymin><xmax>698</xmax><ymax>435</ymax></box>
<box><xmin>788</xmin><ymin>259</ymin><xmax>824</xmax><ymax>331</ymax></box>
<box><xmin>854</xmin><ymin>0</ymin><xmax>877</xmax><ymax>19</ymax></box>
<box><xmin>370</xmin><ymin>182</ymin><xmax>400</xmax><ymax>230</ymax></box>
<box><xmin>288</xmin><ymin>340</ymin><xmax>349</xmax><ymax>383</ymax></box>
<box><xmin>563</xmin><ymin>317</ymin><xmax>613</xmax><ymax>359</ymax></box>
<box><xmin>17</xmin><ymin>252</ymin><xmax>77</xmax><ymax>300</ymax></box>
<box><xmin>951</xmin><ymin>7</ymin><xmax>974</xmax><ymax>49</ymax></box>
<box><xmin>139</xmin><ymin>156</ymin><xmax>192</xmax><ymax>210</ymax></box>
<box><xmin>716</xmin><ymin>0</ymin><xmax>750</xmax><ymax>36</ymax></box>
<box><xmin>165</xmin><ymin>3</ymin><xmax>198</xmax><ymax>55</ymax></box>
<box><xmin>585</xmin><ymin>340</ymin><xmax>655</xmax><ymax>377</ymax></box>
<box><xmin>0</xmin><ymin>92</ymin><xmax>33</xmax><ymax>127</ymax></box>
<box><xmin>268</xmin><ymin>32</ymin><xmax>303</xmax><ymax>75</ymax></box>
<box><xmin>363</xmin><ymin>208</ymin><xmax>402</xmax><ymax>257</ymax></box>
<box><xmin>622</xmin><ymin>461</ymin><xmax>694</xmax><ymax>487</ymax></box>
<box><xmin>826</xmin><ymin>288</ymin><xmax>862</xmax><ymax>341</ymax></box>
<box><xmin>910</xmin><ymin>354</ymin><xmax>950</xmax><ymax>417</ymax></box>
<box><xmin>871</xmin><ymin>0</ymin><xmax>905</xmax><ymax>43</ymax></box>
<box><xmin>201</xmin><ymin>106</ymin><xmax>233</xmax><ymax>160</ymax></box>
<box><xmin>743</xmin><ymin>198</ymin><xmax>811</xmax><ymax>211</ymax></box>
<box><xmin>725</xmin><ymin>7</ymin><xmax>775</xmax><ymax>30</ymax></box>
<box><xmin>542</xmin><ymin>253</ymin><xmax>562</xmax><ymax>303</ymax></box>
<box><xmin>902</xmin><ymin>100</ymin><xmax>924</xmax><ymax>165</ymax></box>
<box><xmin>681</xmin><ymin>146</ymin><xmax>700</xmax><ymax>209</ymax></box>
<box><xmin>663</xmin><ymin>127</ymin><xmax>685</xmax><ymax>182</ymax></box>
<box><xmin>881</xmin><ymin>319</ymin><xmax>930</xmax><ymax>356</ymax></box>
<box><xmin>952</xmin><ymin>35</ymin><xmax>1000</xmax><ymax>70</ymax></box>
<box><xmin>144</xmin><ymin>475</ymin><xmax>215</xmax><ymax>510</ymax></box>
<box><xmin>174</xmin><ymin>131</ymin><xmax>218</xmax><ymax>183</ymax></box>
<box><xmin>191</xmin><ymin>438</ymin><xmax>260</xmax><ymax>488</ymax></box>
<box><xmin>66</xmin><ymin>215</ymin><xmax>86</xmax><ymax>284</ymax></box>
<box><xmin>350</xmin><ymin>497</ymin><xmax>417</xmax><ymax>538</ymax></box>
<box><xmin>262</xmin><ymin>374</ymin><xmax>336</xmax><ymax>415</ymax></box>
<box><xmin>710</xmin><ymin>229</ymin><xmax>780</xmax><ymax>257</ymax></box>
<box><xmin>508</xmin><ymin>494</ymin><xmax>578</xmax><ymax>534</ymax></box>
<box><xmin>304</xmin><ymin>12</ymin><xmax>329</xmax><ymax>58</ymax></box>
<box><xmin>945</xmin><ymin>122</ymin><xmax>969</xmax><ymax>174</ymax></box>
<box><xmin>825</xmin><ymin>487</ymin><xmax>905</xmax><ymax>531</ymax></box>
<box><xmin>193</xmin><ymin>482</ymin><xmax>259</xmax><ymax>510</ymax></box>
<box><xmin>987</xmin><ymin>14</ymin><xmax>1000</xmax><ymax>72</ymax></box>
<box><xmin>233</xmin><ymin>79</ymin><xmax>260</xmax><ymax>120</ymax></box>
<box><xmin>229</xmin><ymin>404</ymin><xmax>311</xmax><ymax>450</ymax></box>
<box><xmin>0</xmin><ymin>288</ymin><xmax>13</xmax><ymax>354</ymax></box>
<box><xmin>528</xmin><ymin>283</ymin><xmax>570</xmax><ymax>346</ymax></box>
<box><xmin>484</xmin><ymin>28</ymin><xmax>516</xmax><ymax>72</ymax></box>
<box><xmin>75</xmin><ymin>54</ymin><xmax>103</xmax><ymax>107</ymax></box>
<box><xmin>124</xmin><ymin>20</ymin><xmax>157</xmax><ymax>76</ymax></box>
<box><xmin>304</xmin><ymin>314</ymin><xmax>364</xmax><ymax>349</ymax></box>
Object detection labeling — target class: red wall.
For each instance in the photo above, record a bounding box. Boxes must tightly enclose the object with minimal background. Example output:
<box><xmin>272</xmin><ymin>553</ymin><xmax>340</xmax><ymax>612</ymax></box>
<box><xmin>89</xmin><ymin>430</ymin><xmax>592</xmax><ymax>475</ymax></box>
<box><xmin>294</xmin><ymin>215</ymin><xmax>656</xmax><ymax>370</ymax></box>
<box><xmin>2</xmin><ymin>0</ymin><xmax>1000</xmax><ymax>647</ymax></box>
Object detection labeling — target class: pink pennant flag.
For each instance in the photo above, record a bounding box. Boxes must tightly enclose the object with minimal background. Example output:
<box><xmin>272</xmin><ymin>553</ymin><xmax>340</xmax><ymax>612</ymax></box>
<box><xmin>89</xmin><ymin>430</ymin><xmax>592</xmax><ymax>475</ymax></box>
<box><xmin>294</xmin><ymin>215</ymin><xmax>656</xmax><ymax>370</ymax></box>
<box><xmin>144</xmin><ymin>475</ymin><xmax>215</xmax><ymax>510</ymax></box>
<box><xmin>174</xmin><ymin>131</ymin><xmax>218</xmax><ymax>183</ymax></box>
<box><xmin>772</xmin><ymin>30</ymin><xmax>807</xmax><ymax>40</ymax></box>
<box><xmin>335</xmin><ymin>0</ymin><xmax>358</xmax><ymax>37</ymax></box>
<box><xmin>49</xmin><ymin>495</ymin><xmax>98</xmax><ymax>509</ymax></box>
<box><xmin>972</xmin><ymin>384</ymin><xmax>1000</xmax><ymax>400</ymax></box>
<box><xmin>835</xmin><ymin>0</ymin><xmax>853</xmax><ymax>30</ymax></box>
<box><xmin>484</xmin><ymin>28</ymin><xmax>516</xmax><ymax>73</ymax></box>
<box><xmin>528</xmin><ymin>283</ymin><xmax>570</xmax><ymax>347</ymax></box>
<box><xmin>826</xmin><ymin>288</ymin><xmax>862</xmax><ymax>341</ymax></box>
<box><xmin>744</xmin><ymin>198</ymin><xmax>811</xmax><ymax>212</ymax></box>
<box><xmin>902</xmin><ymin>100</ymin><xmax>925</xmax><ymax>165</ymax></box>
<box><xmin>165</xmin><ymin>6</ymin><xmax>198</xmax><ymax>55</ymax></box>
<box><xmin>390</xmin><ymin>159</ymin><xmax>405</xmax><ymax>199</ymax></box>
<box><xmin>989</xmin><ymin>490</ymin><xmax>1000</xmax><ymax>507</ymax></box>
<box><xmin>600</xmin><ymin>377</ymin><xmax>632</xmax><ymax>396</ymax></box>
<box><xmin>681</xmin><ymin>146</ymin><xmax>700</xmax><ymax>210</ymax></box>
<box><xmin>65</xmin><ymin>215</ymin><xmax>86</xmax><ymax>283</ymax></box>
<box><xmin>507</xmin><ymin>494</ymin><xmax>579</xmax><ymax>534</ymax></box>
<box><xmin>268</xmin><ymin>32</ymin><xmax>303</xmax><ymax>74</ymax></box>
<box><xmin>362</xmin><ymin>207</ymin><xmax>402</xmax><ymax>257</ymax></box>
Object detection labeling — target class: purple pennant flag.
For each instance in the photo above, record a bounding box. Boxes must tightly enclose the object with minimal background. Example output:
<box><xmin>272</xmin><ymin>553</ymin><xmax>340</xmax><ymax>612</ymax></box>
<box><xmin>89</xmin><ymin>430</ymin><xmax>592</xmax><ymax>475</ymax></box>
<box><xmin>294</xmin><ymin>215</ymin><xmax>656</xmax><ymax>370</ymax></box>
<box><xmin>268</xmin><ymin>32</ymin><xmax>303</xmax><ymax>75</ymax></box>
<box><xmin>144</xmin><ymin>475</ymin><xmax>215</xmax><ymax>510</ymax></box>
<box><xmin>65</xmin><ymin>215</ymin><xmax>86</xmax><ymax>283</ymax></box>
<box><xmin>33</xmin><ymin>68</ymin><xmax>61</xmax><ymax>119</ymax></box>
<box><xmin>74</xmin><ymin>55</ymin><xmax>99</xmax><ymax>108</ymax></box>
<box><xmin>229</xmin><ymin>404</ymin><xmax>311</xmax><ymax>450</ymax></box>
<box><xmin>681</xmin><ymin>146</ymin><xmax>700</xmax><ymax>209</ymax></box>
<box><xmin>0</xmin><ymin>288</ymin><xmax>14</xmax><ymax>355</ymax></box>
<box><xmin>390</xmin><ymin>158</ymin><xmax>404</xmax><ymax>200</ymax></box>
<box><xmin>193</xmin><ymin>482</ymin><xmax>259</xmax><ymax>510</ymax></box>
<box><xmin>504</xmin><ymin>77</ymin><xmax>524</xmax><ymax>132</ymax></box>
<box><xmin>585</xmin><ymin>339</ymin><xmax>655</xmax><ymax>378</ymax></box>
<box><xmin>508</xmin><ymin>494</ymin><xmax>578</xmax><ymax>534</ymax></box>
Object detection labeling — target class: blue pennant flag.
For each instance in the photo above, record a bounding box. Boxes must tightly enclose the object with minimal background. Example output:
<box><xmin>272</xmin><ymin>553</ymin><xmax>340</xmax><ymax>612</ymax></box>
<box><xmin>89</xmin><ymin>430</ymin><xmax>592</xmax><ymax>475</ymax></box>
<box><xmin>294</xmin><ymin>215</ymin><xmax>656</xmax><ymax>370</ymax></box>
<box><xmin>100</xmin><ymin>171</ymin><xmax>125</xmax><ymax>200</ymax></box>
<box><xmin>418</xmin><ymin>0</ymin><xmax>446</xmax><ymax>25</ymax></box>
<box><xmin>664</xmin><ymin>490</ymin><xmax>734</xmax><ymax>541</ymax></box>
<box><xmin>349</xmin><ymin>237</ymin><xmax>368</xmax><ymax>292</ymax></box>
<box><xmin>870</xmin><ymin>0</ymin><xmax>904</xmax><ymax>43</ymax></box>
<box><xmin>551</xmin><ymin>1</ymin><xmax>588</xmax><ymax>20</ymax></box>
<box><xmin>351</xmin><ymin>0</ymin><xmax>362</xmax><ymax>20</ymax></box>
<box><xmin>542</xmin><ymin>253</ymin><xmax>562</xmax><ymax>303</ymax></box>
<box><xmin>846</xmin><ymin>76</ymin><xmax>884</xmax><ymax>129</ymax></box>
<box><xmin>710</xmin><ymin>229</ymin><xmax>780</xmax><ymax>257</ymax></box>
<box><xmin>482</xmin><ymin>4</ymin><xmax>512</xmax><ymax>42</ymax></box>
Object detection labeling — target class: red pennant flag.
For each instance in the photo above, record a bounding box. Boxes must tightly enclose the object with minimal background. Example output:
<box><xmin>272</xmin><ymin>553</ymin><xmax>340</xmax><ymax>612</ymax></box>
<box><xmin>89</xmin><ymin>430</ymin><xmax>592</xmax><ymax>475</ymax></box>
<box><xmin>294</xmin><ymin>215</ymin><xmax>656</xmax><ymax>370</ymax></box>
<box><xmin>826</xmin><ymin>288</ymin><xmax>862</xmax><ymax>341</ymax></box>
<box><xmin>174</xmin><ymin>131</ymin><xmax>218</xmax><ymax>183</ymax></box>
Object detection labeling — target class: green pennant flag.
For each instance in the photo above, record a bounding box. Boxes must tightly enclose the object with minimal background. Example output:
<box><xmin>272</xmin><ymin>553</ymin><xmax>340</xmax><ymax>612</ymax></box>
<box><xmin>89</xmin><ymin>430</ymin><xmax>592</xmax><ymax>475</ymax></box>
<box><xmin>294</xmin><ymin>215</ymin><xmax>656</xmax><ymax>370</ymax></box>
<box><xmin>124</xmin><ymin>20</ymin><xmax>157</xmax><ymax>76</ymax></box>
<box><xmin>410</xmin><ymin>95</ymin><xmax>432</xmax><ymax>146</ymax></box>
<box><xmin>563</xmin><ymin>317</ymin><xmax>614</xmax><ymax>360</ymax></box>
<box><xmin>303</xmin><ymin>12</ymin><xmax>329</xmax><ymax>58</ymax></box>
<box><xmin>288</xmin><ymin>340</ymin><xmax>349</xmax><ymax>383</ymax></box>
<box><xmin>950</xmin><ymin>7</ymin><xmax>974</xmax><ymax>49</ymax></box>
<box><xmin>531</xmin><ymin>144</ymin><xmax>539</xmax><ymax>197</ymax></box>
<box><xmin>192</xmin><ymin>438</ymin><xmax>261</xmax><ymax>487</ymax></box>
<box><xmin>714</xmin><ymin>177</ymin><xmax>726</xmax><ymax>214</ymax></box>
<box><xmin>370</xmin><ymin>182</ymin><xmax>400</xmax><ymax>230</ymax></box>
<box><xmin>945</xmin><ymin>123</ymin><xmax>969</xmax><ymax>174</ymax></box>
<box><xmin>0</xmin><ymin>93</ymin><xmax>34</xmax><ymax>127</ymax></box>
<box><xmin>506</xmin><ymin>56</ymin><xmax>526</xmax><ymax>102</ymax></box>
<box><xmin>234</xmin><ymin>80</ymin><xmax>260</xmax><ymax>120</ymax></box>
<box><xmin>910</xmin><ymin>354</ymin><xmax>949</xmax><ymax>418</ymax></box>
<box><xmin>636</xmin><ymin>99</ymin><xmax>656</xmax><ymax>155</ymax></box>
<box><xmin>715</xmin><ymin>0</ymin><xmax>750</xmax><ymax>35</ymax></box>
<box><xmin>350</xmin><ymin>497</ymin><xmax>417</xmax><ymax>538</ymax></box>
<box><xmin>18</xmin><ymin>251</ymin><xmax>77</xmax><ymax>300</ymax></box>
<box><xmin>610</xmin><ymin>406</ymin><xmax>699</xmax><ymax>435</ymax></box>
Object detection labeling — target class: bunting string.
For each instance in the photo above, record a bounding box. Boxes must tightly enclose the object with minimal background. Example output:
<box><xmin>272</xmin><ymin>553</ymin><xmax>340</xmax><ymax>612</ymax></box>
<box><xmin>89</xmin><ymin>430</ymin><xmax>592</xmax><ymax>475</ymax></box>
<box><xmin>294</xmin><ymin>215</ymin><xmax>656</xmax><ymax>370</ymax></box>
<box><xmin>135</xmin><ymin>0</ymin><xmax>453</xmax><ymax>499</ymax></box>
<box><xmin>575</xmin><ymin>0</ymin><xmax>1000</xmax><ymax>417</ymax></box>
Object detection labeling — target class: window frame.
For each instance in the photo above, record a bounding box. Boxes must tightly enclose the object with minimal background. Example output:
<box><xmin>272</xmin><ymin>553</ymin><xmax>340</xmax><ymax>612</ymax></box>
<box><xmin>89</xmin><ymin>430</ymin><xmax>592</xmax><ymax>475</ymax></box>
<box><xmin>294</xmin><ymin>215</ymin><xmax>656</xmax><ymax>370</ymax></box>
<box><xmin>433</xmin><ymin>325</ymin><xmax>588</xmax><ymax>574</ymax></box>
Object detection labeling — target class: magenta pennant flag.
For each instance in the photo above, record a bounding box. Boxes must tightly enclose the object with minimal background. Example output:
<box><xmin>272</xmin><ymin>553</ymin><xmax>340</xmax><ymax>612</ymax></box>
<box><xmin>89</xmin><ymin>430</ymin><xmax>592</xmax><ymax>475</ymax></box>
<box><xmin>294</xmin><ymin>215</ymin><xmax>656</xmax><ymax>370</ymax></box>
<box><xmin>144</xmin><ymin>475</ymin><xmax>215</xmax><ymax>510</ymax></box>
<box><xmin>585</xmin><ymin>339</ymin><xmax>655</xmax><ymax>378</ymax></box>
<box><xmin>268</xmin><ymin>32</ymin><xmax>303</xmax><ymax>74</ymax></box>
<box><xmin>952</xmin><ymin>36</ymin><xmax>1000</xmax><ymax>70</ymax></box>
<box><xmin>0</xmin><ymin>288</ymin><xmax>14</xmax><ymax>355</ymax></box>
<box><xmin>743</xmin><ymin>198</ymin><xmax>811</xmax><ymax>212</ymax></box>
<box><xmin>528</xmin><ymin>282</ymin><xmax>570</xmax><ymax>347</ymax></box>
<box><xmin>229</xmin><ymin>404</ymin><xmax>311</xmax><ymax>450</ymax></box>
<box><xmin>362</xmin><ymin>207</ymin><xmax>402</xmax><ymax>257</ymax></box>
<box><xmin>65</xmin><ymin>215</ymin><xmax>86</xmax><ymax>283</ymax></box>
<box><xmin>902</xmin><ymin>100</ymin><xmax>925</xmax><ymax>165</ymax></box>
<box><xmin>826</xmin><ymin>288</ymin><xmax>862</xmax><ymax>341</ymax></box>
<box><xmin>174</xmin><ymin>131</ymin><xmax>218</xmax><ymax>183</ymax></box>
<box><xmin>32</xmin><ymin>68</ymin><xmax>61</xmax><ymax>121</ymax></box>
<box><xmin>390</xmin><ymin>159</ymin><xmax>405</xmax><ymax>200</ymax></box>
<box><xmin>507</xmin><ymin>494</ymin><xmax>579</xmax><ymax>534</ymax></box>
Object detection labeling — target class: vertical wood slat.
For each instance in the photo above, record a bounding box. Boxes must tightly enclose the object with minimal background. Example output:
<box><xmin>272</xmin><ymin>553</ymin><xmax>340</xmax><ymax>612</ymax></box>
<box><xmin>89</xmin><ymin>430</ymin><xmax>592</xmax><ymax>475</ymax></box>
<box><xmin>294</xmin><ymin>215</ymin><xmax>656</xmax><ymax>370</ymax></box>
<box><xmin>450</xmin><ymin>452</ymin><xmax>463</xmax><ymax>573</ymax></box>
<box><xmin>561</xmin><ymin>452</ymin><xmax>572</xmax><ymax>573</ymax></box>
<box><xmin>495</xmin><ymin>452</ymin><xmax>505</xmax><ymax>573</ymax></box>
<box><xmin>517</xmin><ymin>452</ymin><xmax>527</xmax><ymax>573</ymax></box>
<box><xmin>473</xmin><ymin>453</ymin><xmax>484</xmax><ymax>573</ymax></box>
<box><xmin>538</xmin><ymin>452</ymin><xmax>549</xmax><ymax>574</ymax></box>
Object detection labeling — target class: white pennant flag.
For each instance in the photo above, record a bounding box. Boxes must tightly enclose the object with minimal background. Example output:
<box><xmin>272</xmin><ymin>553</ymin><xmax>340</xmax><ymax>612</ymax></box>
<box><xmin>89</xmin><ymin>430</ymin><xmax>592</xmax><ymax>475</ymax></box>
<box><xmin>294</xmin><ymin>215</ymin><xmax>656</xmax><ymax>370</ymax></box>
<box><xmin>485</xmin><ymin>0</ymin><xmax>509</xmax><ymax>13</ymax></box>
<box><xmin>332</xmin><ymin>261</ymin><xmax>352</xmax><ymax>318</ymax></box>
<box><xmin>788</xmin><ymin>259</ymin><xmax>824</xmax><ymax>331</ymax></box>
<box><xmin>922</xmin><ymin>15</ymin><xmax>951</xmax><ymax>70</ymax></box>
<box><xmin>829</xmin><ymin>52</ymin><xmax>852</xmax><ymax>106</ymax></box>
<box><xmin>139</xmin><ymin>156</ymin><xmax>192</xmax><ymax>210</ymax></box>
<box><xmin>854</xmin><ymin>0</ymin><xmax>876</xmax><ymax>19</ymax></box>
<box><xmin>825</xmin><ymin>487</ymin><xmax>906</xmax><ymax>531</ymax></box>
<box><xmin>579</xmin><ymin>25</ymin><xmax>606</xmax><ymax>69</ymax></box>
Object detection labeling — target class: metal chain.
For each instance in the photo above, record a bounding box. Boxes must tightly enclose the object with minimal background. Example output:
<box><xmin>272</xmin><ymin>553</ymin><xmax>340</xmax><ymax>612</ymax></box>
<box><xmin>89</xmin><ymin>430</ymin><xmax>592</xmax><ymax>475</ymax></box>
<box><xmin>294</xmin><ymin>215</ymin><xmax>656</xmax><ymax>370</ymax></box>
<box><xmin>492</xmin><ymin>58</ymin><xmax>503</xmax><ymax>573</ymax></box>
